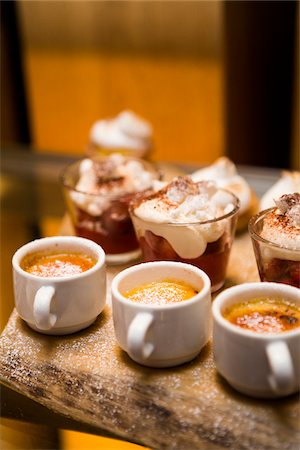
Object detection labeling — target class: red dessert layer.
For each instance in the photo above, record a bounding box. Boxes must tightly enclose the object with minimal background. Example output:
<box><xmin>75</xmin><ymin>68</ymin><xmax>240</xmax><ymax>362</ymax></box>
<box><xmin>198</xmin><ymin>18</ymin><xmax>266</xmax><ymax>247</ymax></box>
<box><xmin>139</xmin><ymin>230</ymin><xmax>231</xmax><ymax>289</ymax></box>
<box><xmin>252</xmin><ymin>240</ymin><xmax>300</xmax><ymax>287</ymax></box>
<box><xmin>74</xmin><ymin>195</ymin><xmax>139</xmax><ymax>255</ymax></box>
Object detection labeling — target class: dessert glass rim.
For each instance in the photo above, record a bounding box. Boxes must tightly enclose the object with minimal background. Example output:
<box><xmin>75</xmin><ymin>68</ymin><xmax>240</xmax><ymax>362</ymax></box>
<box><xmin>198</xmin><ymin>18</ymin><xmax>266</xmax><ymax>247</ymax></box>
<box><xmin>212</xmin><ymin>282</ymin><xmax>300</xmax><ymax>339</ymax></box>
<box><xmin>248</xmin><ymin>207</ymin><xmax>298</xmax><ymax>251</ymax></box>
<box><xmin>60</xmin><ymin>156</ymin><xmax>161</xmax><ymax>195</ymax></box>
<box><xmin>129</xmin><ymin>188</ymin><xmax>240</xmax><ymax>226</ymax></box>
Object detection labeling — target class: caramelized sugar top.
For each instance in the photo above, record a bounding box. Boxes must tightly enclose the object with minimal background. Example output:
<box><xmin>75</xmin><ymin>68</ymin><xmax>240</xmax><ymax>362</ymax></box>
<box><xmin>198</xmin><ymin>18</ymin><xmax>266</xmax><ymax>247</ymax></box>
<box><xmin>21</xmin><ymin>252</ymin><xmax>96</xmax><ymax>278</ymax></box>
<box><xmin>223</xmin><ymin>297</ymin><xmax>300</xmax><ymax>334</ymax></box>
<box><xmin>124</xmin><ymin>279</ymin><xmax>199</xmax><ymax>305</ymax></box>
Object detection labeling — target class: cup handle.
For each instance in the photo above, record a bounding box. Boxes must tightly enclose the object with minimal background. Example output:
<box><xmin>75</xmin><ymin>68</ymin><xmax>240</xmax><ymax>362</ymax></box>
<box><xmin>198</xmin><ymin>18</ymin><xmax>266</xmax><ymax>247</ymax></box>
<box><xmin>127</xmin><ymin>313</ymin><xmax>154</xmax><ymax>361</ymax></box>
<box><xmin>33</xmin><ymin>286</ymin><xmax>57</xmax><ymax>330</ymax></box>
<box><xmin>266</xmin><ymin>341</ymin><xmax>294</xmax><ymax>394</ymax></box>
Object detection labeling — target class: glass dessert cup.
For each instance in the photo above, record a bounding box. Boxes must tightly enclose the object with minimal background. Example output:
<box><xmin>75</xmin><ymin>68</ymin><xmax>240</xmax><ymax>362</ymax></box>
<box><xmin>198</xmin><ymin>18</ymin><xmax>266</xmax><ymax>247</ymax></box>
<box><xmin>249</xmin><ymin>209</ymin><xmax>300</xmax><ymax>288</ymax></box>
<box><xmin>61</xmin><ymin>157</ymin><xmax>159</xmax><ymax>265</ymax></box>
<box><xmin>130</xmin><ymin>190</ymin><xmax>240</xmax><ymax>292</ymax></box>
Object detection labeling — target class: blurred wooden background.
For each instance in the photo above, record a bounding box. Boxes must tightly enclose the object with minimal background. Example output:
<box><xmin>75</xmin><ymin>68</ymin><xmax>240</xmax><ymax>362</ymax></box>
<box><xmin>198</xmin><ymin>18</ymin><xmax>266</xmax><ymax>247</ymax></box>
<box><xmin>0</xmin><ymin>2</ymin><xmax>298</xmax><ymax>450</ymax></box>
<box><xmin>16</xmin><ymin>1</ymin><xmax>224</xmax><ymax>164</ymax></box>
<box><xmin>2</xmin><ymin>1</ymin><xmax>298</xmax><ymax>167</ymax></box>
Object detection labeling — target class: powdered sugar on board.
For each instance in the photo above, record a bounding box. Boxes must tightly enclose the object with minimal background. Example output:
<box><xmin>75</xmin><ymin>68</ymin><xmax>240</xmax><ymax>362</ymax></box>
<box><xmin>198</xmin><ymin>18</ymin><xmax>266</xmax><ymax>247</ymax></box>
<box><xmin>0</xmin><ymin>234</ymin><xmax>298</xmax><ymax>450</ymax></box>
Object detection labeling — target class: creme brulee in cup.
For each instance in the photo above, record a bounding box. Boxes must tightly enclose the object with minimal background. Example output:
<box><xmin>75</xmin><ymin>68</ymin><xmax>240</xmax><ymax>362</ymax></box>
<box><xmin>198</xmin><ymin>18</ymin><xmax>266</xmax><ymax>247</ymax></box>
<box><xmin>223</xmin><ymin>297</ymin><xmax>300</xmax><ymax>334</ymax></box>
<box><xmin>212</xmin><ymin>282</ymin><xmax>300</xmax><ymax>398</ymax></box>
<box><xmin>21</xmin><ymin>251</ymin><xmax>96</xmax><ymax>278</ymax></box>
<box><xmin>12</xmin><ymin>236</ymin><xmax>106</xmax><ymax>335</ymax></box>
<box><xmin>124</xmin><ymin>279</ymin><xmax>198</xmax><ymax>305</ymax></box>
<box><xmin>111</xmin><ymin>261</ymin><xmax>211</xmax><ymax>368</ymax></box>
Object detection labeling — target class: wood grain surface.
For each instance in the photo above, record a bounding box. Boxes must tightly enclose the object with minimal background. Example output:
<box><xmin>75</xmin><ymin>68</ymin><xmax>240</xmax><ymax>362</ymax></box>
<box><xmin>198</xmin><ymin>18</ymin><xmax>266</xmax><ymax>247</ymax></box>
<box><xmin>0</xmin><ymin>233</ymin><xmax>299</xmax><ymax>450</ymax></box>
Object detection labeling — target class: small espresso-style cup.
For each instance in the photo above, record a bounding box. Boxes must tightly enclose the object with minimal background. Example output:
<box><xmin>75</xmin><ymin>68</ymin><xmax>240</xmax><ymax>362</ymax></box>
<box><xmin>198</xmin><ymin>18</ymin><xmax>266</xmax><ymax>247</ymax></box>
<box><xmin>111</xmin><ymin>261</ymin><xmax>211</xmax><ymax>368</ymax></box>
<box><xmin>212</xmin><ymin>282</ymin><xmax>300</xmax><ymax>398</ymax></box>
<box><xmin>12</xmin><ymin>236</ymin><xmax>106</xmax><ymax>335</ymax></box>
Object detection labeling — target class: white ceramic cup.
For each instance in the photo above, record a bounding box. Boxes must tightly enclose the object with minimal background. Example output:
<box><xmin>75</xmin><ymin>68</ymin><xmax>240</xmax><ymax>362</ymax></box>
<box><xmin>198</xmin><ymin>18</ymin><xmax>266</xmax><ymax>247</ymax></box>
<box><xmin>212</xmin><ymin>282</ymin><xmax>300</xmax><ymax>398</ymax></box>
<box><xmin>12</xmin><ymin>236</ymin><xmax>106</xmax><ymax>335</ymax></box>
<box><xmin>111</xmin><ymin>261</ymin><xmax>211</xmax><ymax>368</ymax></box>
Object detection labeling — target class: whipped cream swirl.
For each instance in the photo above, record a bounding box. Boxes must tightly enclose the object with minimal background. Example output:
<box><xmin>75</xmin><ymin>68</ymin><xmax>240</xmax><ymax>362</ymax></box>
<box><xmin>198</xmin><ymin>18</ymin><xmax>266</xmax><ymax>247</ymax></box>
<box><xmin>191</xmin><ymin>157</ymin><xmax>252</xmax><ymax>215</ymax></box>
<box><xmin>89</xmin><ymin>110</ymin><xmax>152</xmax><ymax>156</ymax></box>
<box><xmin>260</xmin><ymin>193</ymin><xmax>300</xmax><ymax>260</ymax></box>
<box><xmin>260</xmin><ymin>171</ymin><xmax>300</xmax><ymax>211</ymax></box>
<box><xmin>132</xmin><ymin>177</ymin><xmax>238</xmax><ymax>259</ymax></box>
<box><xmin>71</xmin><ymin>154</ymin><xmax>157</xmax><ymax>216</ymax></box>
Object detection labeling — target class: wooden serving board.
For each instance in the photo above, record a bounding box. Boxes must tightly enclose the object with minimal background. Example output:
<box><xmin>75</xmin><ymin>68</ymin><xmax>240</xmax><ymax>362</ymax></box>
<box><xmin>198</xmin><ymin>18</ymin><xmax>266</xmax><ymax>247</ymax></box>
<box><xmin>0</xmin><ymin>233</ymin><xmax>299</xmax><ymax>450</ymax></box>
